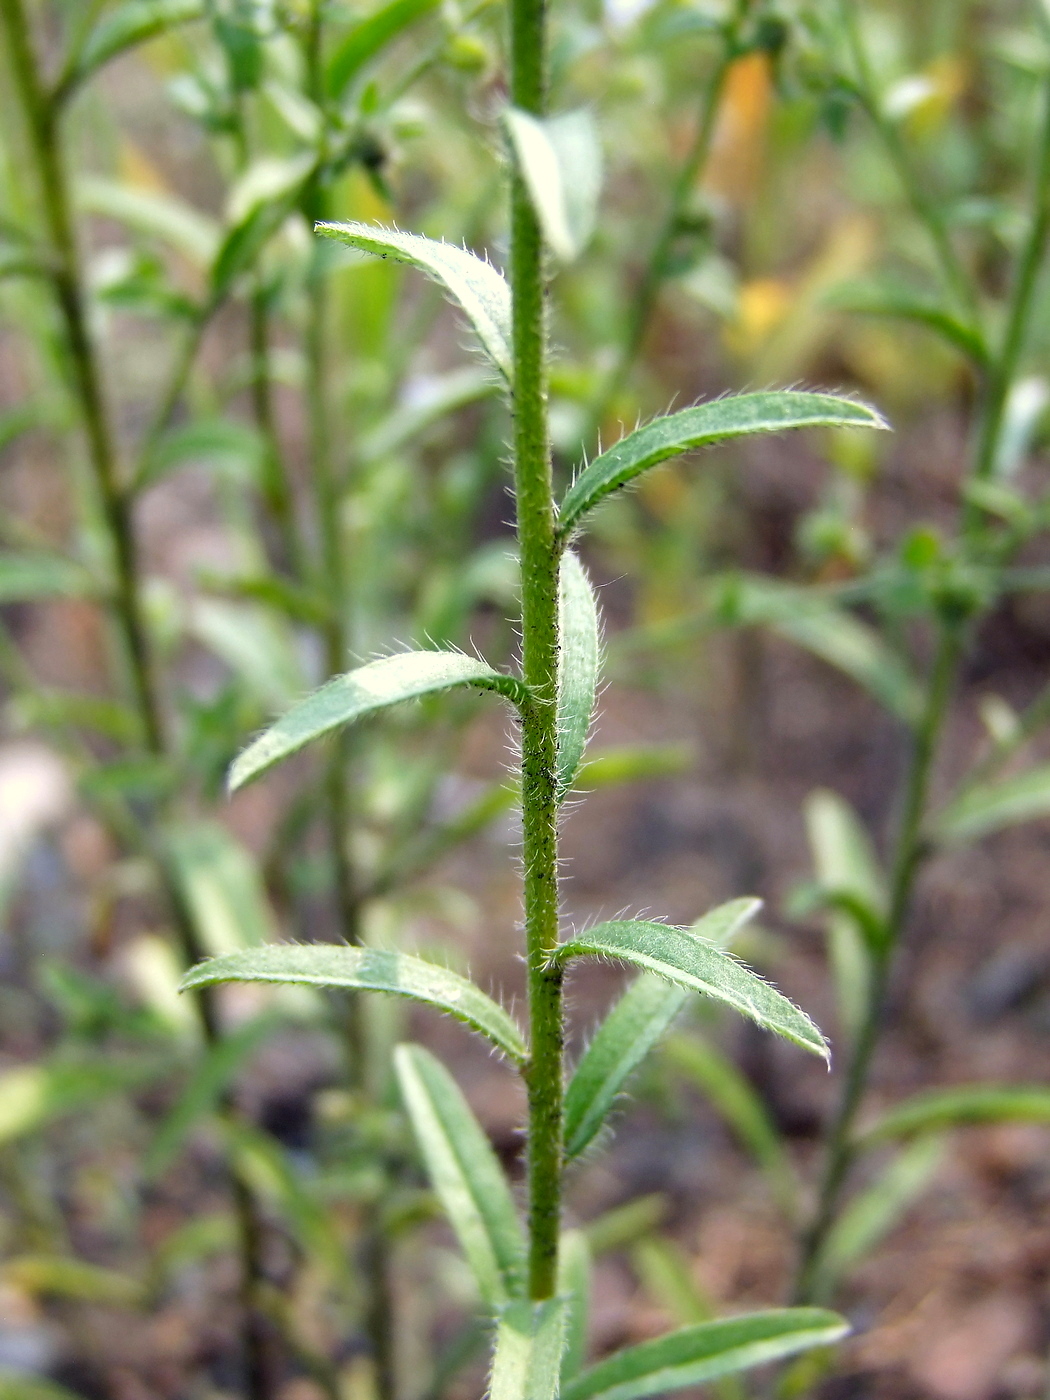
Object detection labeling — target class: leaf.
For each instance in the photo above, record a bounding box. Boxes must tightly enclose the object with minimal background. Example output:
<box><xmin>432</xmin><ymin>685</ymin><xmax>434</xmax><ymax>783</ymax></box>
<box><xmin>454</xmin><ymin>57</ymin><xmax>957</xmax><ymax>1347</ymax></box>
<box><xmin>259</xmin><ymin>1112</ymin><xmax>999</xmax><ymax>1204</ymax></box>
<box><xmin>76</xmin><ymin>177</ymin><xmax>219</xmax><ymax>266</ymax></box>
<box><xmin>574</xmin><ymin>745</ymin><xmax>692</xmax><ymax>788</ymax></box>
<box><xmin>137</xmin><ymin>417</ymin><xmax>264</xmax><ymax>491</ymax></box>
<box><xmin>0</xmin><ymin>1056</ymin><xmax>163</xmax><ymax>1146</ymax></box>
<box><xmin>716</xmin><ymin>576</ymin><xmax>922</xmax><ymax>726</ymax></box>
<box><xmin>145</xmin><ymin>1014</ymin><xmax>280</xmax><ymax>1178</ymax></box>
<box><xmin>3</xmin><ymin>1255</ymin><xmax>142</xmax><ymax>1307</ymax></box>
<box><xmin>662</xmin><ymin>1034</ymin><xmax>796</xmax><ymax>1214</ymax></box>
<box><xmin>211</xmin><ymin>191</ymin><xmax>307</xmax><ymax>300</ymax></box>
<box><xmin>804</xmin><ymin>789</ymin><xmax>885</xmax><ymax>1041</ymax></box>
<box><xmin>557</xmin><ymin>393</ymin><xmax>888</xmax><ymax>537</ymax></box>
<box><xmin>361</xmin><ymin>366</ymin><xmax>497</xmax><ymax>462</ymax></box>
<box><xmin>558</xmin><ymin>1231</ymin><xmax>592</xmax><ymax>1382</ymax></box>
<box><xmin>859</xmin><ymin>1084</ymin><xmax>1050</xmax><ymax>1143</ymax></box>
<box><xmin>564</xmin><ymin>975</ymin><xmax>688</xmax><ymax>1160</ymax></box>
<box><xmin>810</xmin><ymin>1137</ymin><xmax>944</xmax><ymax>1301</ymax></box>
<box><xmin>165</xmin><ymin>822</ymin><xmax>277</xmax><ymax>956</ymax></box>
<box><xmin>504</xmin><ymin>108</ymin><xmax>602</xmax><ymax>262</ymax></box>
<box><xmin>57</xmin><ymin>0</ymin><xmax>206</xmax><ymax>99</ymax></box>
<box><xmin>394</xmin><ymin>1044</ymin><xmax>527</xmax><ymax>1306</ymax></box>
<box><xmin>631</xmin><ymin>1236</ymin><xmax>714</xmax><ymax>1326</ymax></box>
<box><xmin>557</xmin><ymin>552</ymin><xmax>600</xmax><ymax>798</ymax></box>
<box><xmin>315</xmin><ymin>222</ymin><xmax>513</xmax><ymax>384</ymax></box>
<box><xmin>994</xmin><ymin>376</ymin><xmax>1050</xmax><ymax>478</ymax></box>
<box><xmin>0</xmin><ymin>1374</ymin><xmax>86</xmax><ymax>1400</ymax></box>
<box><xmin>326</xmin><ymin>0</ymin><xmax>442</xmax><ymax>97</ymax></box>
<box><xmin>0</xmin><ymin>552</ymin><xmax>95</xmax><ymax>603</ymax></box>
<box><xmin>229</xmin><ymin>651</ymin><xmax>532</xmax><ymax>791</ymax></box>
<box><xmin>934</xmin><ymin>763</ymin><xmax>1050</xmax><ymax>844</ymax></box>
<box><xmin>191</xmin><ymin>599</ymin><xmax>305</xmax><ymax>711</ymax></box>
<box><xmin>555</xmin><ymin>900</ymin><xmax>830</xmax><ymax>1061</ymax></box>
<box><xmin>559</xmin><ymin>1309</ymin><xmax>849</xmax><ymax>1400</ymax></box>
<box><xmin>9</xmin><ymin>691</ymin><xmax>141</xmax><ymax>745</ymax></box>
<box><xmin>823</xmin><ymin>277</ymin><xmax>987</xmax><ymax>364</ymax></box>
<box><xmin>182</xmin><ymin>946</ymin><xmax>527</xmax><ymax>1063</ymax></box>
<box><xmin>490</xmin><ymin>1298</ymin><xmax>568</xmax><ymax>1400</ymax></box>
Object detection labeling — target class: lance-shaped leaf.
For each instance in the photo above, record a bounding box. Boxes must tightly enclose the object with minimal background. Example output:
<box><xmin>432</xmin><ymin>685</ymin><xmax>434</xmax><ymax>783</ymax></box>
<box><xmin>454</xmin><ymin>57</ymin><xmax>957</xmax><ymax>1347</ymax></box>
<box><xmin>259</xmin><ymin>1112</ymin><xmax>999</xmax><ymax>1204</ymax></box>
<box><xmin>56</xmin><ymin>0</ymin><xmax>205</xmax><ymax>101</ymax></box>
<box><xmin>316</xmin><ymin>222</ymin><xmax>512</xmax><ymax>384</ymax></box>
<box><xmin>490</xmin><ymin>1298</ymin><xmax>568</xmax><ymax>1400</ymax></box>
<box><xmin>560</xmin><ymin>1309</ymin><xmax>849</xmax><ymax>1400</ymax></box>
<box><xmin>559</xmin><ymin>1231</ymin><xmax>592</xmax><ymax>1382</ymax></box>
<box><xmin>554</xmin><ymin>900</ymin><xmax>829</xmax><ymax>1061</ymax></box>
<box><xmin>76</xmin><ymin>178</ymin><xmax>220</xmax><ymax>267</ymax></box>
<box><xmin>564</xmin><ymin>976</ymin><xmax>688</xmax><ymax>1160</ymax></box>
<box><xmin>0</xmin><ymin>1371</ymin><xmax>88</xmax><ymax>1400</ymax></box>
<box><xmin>824</xmin><ymin>277</ymin><xmax>988</xmax><ymax>365</ymax></box>
<box><xmin>557</xmin><ymin>552</ymin><xmax>600</xmax><ymax>798</ymax></box>
<box><xmin>326</xmin><ymin>0</ymin><xmax>441</xmax><ymax>97</ymax></box>
<box><xmin>229</xmin><ymin>651</ymin><xmax>531</xmax><ymax>791</ymax></box>
<box><xmin>504</xmin><ymin>108</ymin><xmax>602</xmax><ymax>262</ymax></box>
<box><xmin>0</xmin><ymin>553</ymin><xmax>95</xmax><ymax>604</ymax></box>
<box><xmin>933</xmin><ymin>763</ymin><xmax>1050</xmax><ymax>844</ymax></box>
<box><xmin>394</xmin><ymin>1045</ymin><xmax>527</xmax><ymax>1306</ymax></box>
<box><xmin>182</xmin><ymin>947</ymin><xmax>527</xmax><ymax>1063</ymax></box>
<box><xmin>557</xmin><ymin>393</ymin><xmax>888</xmax><ymax>537</ymax></box>
<box><xmin>166</xmin><ymin>822</ymin><xmax>276</xmax><ymax>955</ymax></box>
<box><xmin>858</xmin><ymin>1084</ymin><xmax>1050</xmax><ymax>1144</ymax></box>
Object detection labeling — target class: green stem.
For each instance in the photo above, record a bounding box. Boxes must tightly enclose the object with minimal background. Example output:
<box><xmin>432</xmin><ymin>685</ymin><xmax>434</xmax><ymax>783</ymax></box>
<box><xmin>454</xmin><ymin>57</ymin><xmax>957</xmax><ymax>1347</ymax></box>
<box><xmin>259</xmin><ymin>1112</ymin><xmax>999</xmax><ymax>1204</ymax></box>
<box><xmin>508</xmin><ymin>0</ymin><xmax>563</xmax><ymax>1302</ymax></box>
<box><xmin>970</xmin><ymin>70</ymin><xmax>1050</xmax><ymax>484</ymax></box>
<box><xmin>794</xmin><ymin>622</ymin><xmax>960</xmax><ymax>1303</ymax></box>
<box><xmin>250</xmin><ymin>280</ymin><xmax>303</xmax><ymax>575</ymax></box>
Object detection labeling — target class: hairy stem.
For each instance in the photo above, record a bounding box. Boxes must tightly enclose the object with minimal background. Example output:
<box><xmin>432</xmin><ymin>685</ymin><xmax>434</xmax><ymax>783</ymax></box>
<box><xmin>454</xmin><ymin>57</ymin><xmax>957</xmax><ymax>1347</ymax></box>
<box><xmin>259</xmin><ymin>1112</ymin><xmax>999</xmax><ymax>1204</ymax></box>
<box><xmin>509</xmin><ymin>0</ymin><xmax>563</xmax><ymax>1302</ymax></box>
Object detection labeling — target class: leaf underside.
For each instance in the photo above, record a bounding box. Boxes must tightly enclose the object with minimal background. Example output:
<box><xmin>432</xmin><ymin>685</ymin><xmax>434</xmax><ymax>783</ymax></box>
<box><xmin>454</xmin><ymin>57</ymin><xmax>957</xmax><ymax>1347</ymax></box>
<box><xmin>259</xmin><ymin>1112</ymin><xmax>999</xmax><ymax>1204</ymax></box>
<box><xmin>490</xmin><ymin>1298</ymin><xmax>568</xmax><ymax>1400</ymax></box>
<box><xmin>557</xmin><ymin>551</ymin><xmax>601</xmax><ymax>798</ymax></box>
<box><xmin>181</xmin><ymin>945</ymin><xmax>527</xmax><ymax>1062</ymax></box>
<box><xmin>228</xmin><ymin>650</ymin><xmax>530</xmax><ymax>790</ymax></box>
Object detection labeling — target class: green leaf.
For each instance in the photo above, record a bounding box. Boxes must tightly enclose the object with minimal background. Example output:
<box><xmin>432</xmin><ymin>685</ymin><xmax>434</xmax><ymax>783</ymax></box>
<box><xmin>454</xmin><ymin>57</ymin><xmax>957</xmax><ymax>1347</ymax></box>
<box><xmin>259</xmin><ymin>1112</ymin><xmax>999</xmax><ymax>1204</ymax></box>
<box><xmin>191</xmin><ymin>599</ymin><xmax>305</xmax><ymax>711</ymax></box>
<box><xmin>76</xmin><ymin>177</ymin><xmax>219</xmax><ymax>266</ymax></box>
<box><xmin>810</xmin><ymin>1137</ymin><xmax>943</xmax><ymax>1301</ymax></box>
<box><xmin>575</xmin><ymin>745</ymin><xmax>692</xmax><ymax>788</ymax></box>
<box><xmin>165</xmin><ymin>822</ymin><xmax>277</xmax><ymax>956</ymax></box>
<box><xmin>57</xmin><ymin>0</ymin><xmax>206</xmax><ymax>100</ymax></box>
<box><xmin>0</xmin><ymin>552</ymin><xmax>95</xmax><ymax>603</ymax></box>
<box><xmin>558</xmin><ymin>1231</ymin><xmax>592</xmax><ymax>1382</ymax></box>
<box><xmin>316</xmin><ymin>222</ymin><xmax>513</xmax><ymax>384</ymax></box>
<box><xmin>557</xmin><ymin>393</ymin><xmax>888</xmax><ymax>537</ymax></box>
<box><xmin>860</xmin><ymin>1084</ymin><xmax>1050</xmax><ymax>1143</ymax></box>
<box><xmin>490</xmin><ymin>1298</ymin><xmax>568</xmax><ymax>1400</ymax></box>
<box><xmin>211</xmin><ymin>191</ymin><xmax>306</xmax><ymax>300</ymax></box>
<box><xmin>326</xmin><ymin>0</ymin><xmax>442</xmax><ymax>96</ymax></box>
<box><xmin>504</xmin><ymin>108</ymin><xmax>602</xmax><ymax>262</ymax></box>
<box><xmin>0</xmin><ymin>1373</ymin><xmax>86</xmax><ymax>1400</ymax></box>
<box><xmin>994</xmin><ymin>376</ymin><xmax>1050</xmax><ymax>478</ymax></box>
<box><xmin>716</xmin><ymin>576</ymin><xmax>922</xmax><ymax>726</ymax></box>
<box><xmin>229</xmin><ymin>651</ymin><xmax>532</xmax><ymax>791</ymax></box>
<box><xmin>394</xmin><ymin>1044</ymin><xmax>527</xmax><ymax>1306</ymax></box>
<box><xmin>145</xmin><ymin>1015</ymin><xmax>280</xmax><ymax>1179</ymax></box>
<box><xmin>804</xmin><ymin>789</ymin><xmax>885</xmax><ymax>1041</ymax></box>
<box><xmin>662</xmin><ymin>1033</ymin><xmax>796</xmax><ymax>1214</ymax></box>
<box><xmin>182</xmin><ymin>946</ymin><xmax>527</xmax><ymax>1063</ymax></box>
<box><xmin>3</xmin><ymin>1254</ymin><xmax>142</xmax><ymax>1307</ymax></box>
<box><xmin>9</xmin><ymin>691</ymin><xmax>141</xmax><ymax>745</ymax></box>
<box><xmin>555</xmin><ymin>900</ymin><xmax>829</xmax><ymax>1061</ymax></box>
<box><xmin>138</xmin><ymin>417</ymin><xmax>264</xmax><ymax>491</ymax></box>
<box><xmin>560</xmin><ymin>1309</ymin><xmax>849</xmax><ymax>1400</ymax></box>
<box><xmin>0</xmin><ymin>1056</ymin><xmax>163</xmax><ymax>1146</ymax></box>
<box><xmin>564</xmin><ymin>975</ymin><xmax>688</xmax><ymax>1160</ymax></box>
<box><xmin>934</xmin><ymin>763</ymin><xmax>1050</xmax><ymax>844</ymax></box>
<box><xmin>557</xmin><ymin>552</ymin><xmax>600</xmax><ymax>798</ymax></box>
<box><xmin>361</xmin><ymin>366</ymin><xmax>497</xmax><ymax>462</ymax></box>
<box><xmin>823</xmin><ymin>277</ymin><xmax>988</xmax><ymax>365</ymax></box>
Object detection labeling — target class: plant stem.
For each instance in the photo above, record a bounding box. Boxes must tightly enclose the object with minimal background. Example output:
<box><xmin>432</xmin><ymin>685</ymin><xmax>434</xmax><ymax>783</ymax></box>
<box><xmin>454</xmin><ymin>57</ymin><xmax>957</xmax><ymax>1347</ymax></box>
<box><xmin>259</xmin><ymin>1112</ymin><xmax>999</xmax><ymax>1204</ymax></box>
<box><xmin>794</xmin><ymin>621</ymin><xmax>960</xmax><ymax>1302</ymax></box>
<box><xmin>250</xmin><ymin>280</ymin><xmax>304</xmax><ymax>576</ymax></box>
<box><xmin>508</xmin><ymin>0</ymin><xmax>563</xmax><ymax>1302</ymax></box>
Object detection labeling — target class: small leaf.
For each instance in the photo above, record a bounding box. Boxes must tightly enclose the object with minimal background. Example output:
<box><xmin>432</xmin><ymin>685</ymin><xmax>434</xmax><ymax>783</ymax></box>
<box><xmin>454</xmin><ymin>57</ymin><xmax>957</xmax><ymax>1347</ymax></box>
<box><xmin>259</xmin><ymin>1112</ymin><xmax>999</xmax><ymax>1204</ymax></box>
<box><xmin>394</xmin><ymin>1044</ymin><xmax>527</xmax><ymax>1306</ymax></box>
<box><xmin>564</xmin><ymin>975</ymin><xmax>688</xmax><ymax>1160</ymax></box>
<box><xmin>4</xmin><ymin>1254</ymin><xmax>142</xmax><ymax>1307</ymax></box>
<box><xmin>504</xmin><ymin>108</ymin><xmax>602</xmax><ymax>262</ymax></box>
<box><xmin>575</xmin><ymin>745</ymin><xmax>691</xmax><ymax>788</ymax></box>
<box><xmin>57</xmin><ymin>0</ymin><xmax>206</xmax><ymax>99</ymax></box>
<box><xmin>361</xmin><ymin>366</ymin><xmax>497</xmax><ymax>462</ymax></box>
<box><xmin>859</xmin><ymin>1084</ymin><xmax>1050</xmax><ymax>1143</ymax></box>
<box><xmin>0</xmin><ymin>1373</ymin><xmax>86</xmax><ymax>1400</ymax></box>
<box><xmin>809</xmin><ymin>1137</ymin><xmax>943</xmax><ymax>1301</ymax></box>
<box><xmin>560</xmin><ymin>1309</ymin><xmax>849</xmax><ymax>1400</ymax></box>
<box><xmin>559</xmin><ymin>1231</ymin><xmax>592</xmax><ymax>1382</ymax></box>
<box><xmin>558</xmin><ymin>393</ymin><xmax>888</xmax><ymax>537</ymax></box>
<box><xmin>824</xmin><ymin>277</ymin><xmax>988</xmax><ymax>364</ymax></box>
<box><xmin>182</xmin><ymin>946</ymin><xmax>527</xmax><ymax>1063</ymax></box>
<box><xmin>191</xmin><ymin>599</ymin><xmax>305</xmax><ymax>711</ymax></box>
<box><xmin>166</xmin><ymin>822</ymin><xmax>277</xmax><ymax>956</ymax></box>
<box><xmin>557</xmin><ymin>552</ymin><xmax>600</xmax><ymax>798</ymax></box>
<box><xmin>490</xmin><ymin>1298</ymin><xmax>568</xmax><ymax>1400</ymax></box>
<box><xmin>934</xmin><ymin>763</ymin><xmax>1050</xmax><ymax>844</ymax></box>
<box><xmin>0</xmin><ymin>1056</ymin><xmax>163</xmax><ymax>1146</ymax></box>
<box><xmin>662</xmin><ymin>1033</ymin><xmax>796</xmax><ymax>1214</ymax></box>
<box><xmin>0</xmin><ymin>552</ymin><xmax>95</xmax><ymax>603</ymax></box>
<box><xmin>326</xmin><ymin>0</ymin><xmax>442</xmax><ymax>97</ymax></box>
<box><xmin>76</xmin><ymin>177</ymin><xmax>219</xmax><ymax>267</ymax></box>
<box><xmin>994</xmin><ymin>376</ymin><xmax>1050</xmax><ymax>478</ymax></box>
<box><xmin>229</xmin><ymin>651</ymin><xmax>532</xmax><ymax>791</ymax></box>
<box><xmin>212</xmin><ymin>191</ymin><xmax>306</xmax><ymax>300</ymax></box>
<box><xmin>138</xmin><ymin>418</ymin><xmax>264</xmax><ymax>491</ymax></box>
<box><xmin>316</xmin><ymin>222</ymin><xmax>513</xmax><ymax>384</ymax></box>
<box><xmin>555</xmin><ymin>901</ymin><xmax>829</xmax><ymax>1061</ymax></box>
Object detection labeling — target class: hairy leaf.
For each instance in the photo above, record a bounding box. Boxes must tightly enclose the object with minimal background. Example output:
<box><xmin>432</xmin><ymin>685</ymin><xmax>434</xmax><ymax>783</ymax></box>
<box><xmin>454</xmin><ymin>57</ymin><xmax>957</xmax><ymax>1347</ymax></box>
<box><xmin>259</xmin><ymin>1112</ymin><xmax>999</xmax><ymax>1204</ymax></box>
<box><xmin>934</xmin><ymin>763</ymin><xmax>1050</xmax><ymax>843</ymax></box>
<box><xmin>564</xmin><ymin>975</ymin><xmax>688</xmax><ymax>1160</ymax></box>
<box><xmin>555</xmin><ymin>901</ymin><xmax>829</xmax><ymax>1061</ymax></box>
<box><xmin>316</xmin><ymin>222</ymin><xmax>512</xmax><ymax>383</ymax></box>
<box><xmin>327</xmin><ymin>0</ymin><xmax>441</xmax><ymax>96</ymax></box>
<box><xmin>558</xmin><ymin>393</ymin><xmax>887</xmax><ymax>537</ymax></box>
<box><xmin>560</xmin><ymin>1309</ymin><xmax>849</xmax><ymax>1400</ymax></box>
<box><xmin>182</xmin><ymin>946</ymin><xmax>527</xmax><ymax>1062</ymax></box>
<box><xmin>394</xmin><ymin>1044</ymin><xmax>526</xmax><ymax>1305</ymax></box>
<box><xmin>229</xmin><ymin>651</ymin><xmax>531</xmax><ymax>790</ymax></box>
<box><xmin>490</xmin><ymin>1298</ymin><xmax>568</xmax><ymax>1400</ymax></box>
<box><xmin>557</xmin><ymin>551</ymin><xmax>600</xmax><ymax>798</ymax></box>
<box><xmin>504</xmin><ymin>108</ymin><xmax>601</xmax><ymax>262</ymax></box>
<box><xmin>860</xmin><ymin>1084</ymin><xmax>1050</xmax><ymax>1143</ymax></box>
